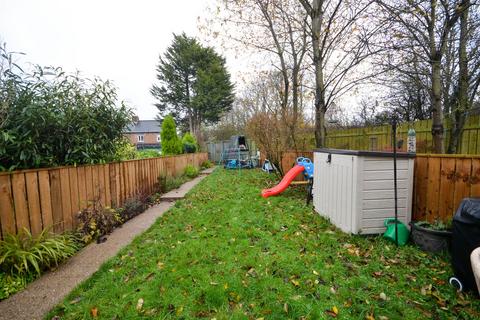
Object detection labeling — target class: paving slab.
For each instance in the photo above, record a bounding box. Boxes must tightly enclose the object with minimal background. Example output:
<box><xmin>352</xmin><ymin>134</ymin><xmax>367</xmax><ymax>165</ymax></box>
<box><xmin>200</xmin><ymin>166</ymin><xmax>217</xmax><ymax>175</ymax></box>
<box><xmin>0</xmin><ymin>173</ymin><xmax>210</xmax><ymax>320</ymax></box>
<box><xmin>160</xmin><ymin>174</ymin><xmax>209</xmax><ymax>201</ymax></box>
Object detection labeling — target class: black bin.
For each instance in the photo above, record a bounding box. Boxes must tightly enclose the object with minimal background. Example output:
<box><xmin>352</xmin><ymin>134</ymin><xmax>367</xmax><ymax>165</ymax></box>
<box><xmin>451</xmin><ymin>198</ymin><xmax>480</xmax><ymax>292</ymax></box>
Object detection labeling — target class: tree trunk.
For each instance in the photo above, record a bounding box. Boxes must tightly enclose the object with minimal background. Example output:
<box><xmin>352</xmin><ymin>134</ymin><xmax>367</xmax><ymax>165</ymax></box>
<box><xmin>431</xmin><ymin>59</ymin><xmax>445</xmax><ymax>153</ymax></box>
<box><xmin>311</xmin><ymin>0</ymin><xmax>327</xmax><ymax>148</ymax></box>
<box><xmin>185</xmin><ymin>76</ymin><xmax>193</xmax><ymax>134</ymax></box>
<box><xmin>448</xmin><ymin>1</ymin><xmax>470</xmax><ymax>154</ymax></box>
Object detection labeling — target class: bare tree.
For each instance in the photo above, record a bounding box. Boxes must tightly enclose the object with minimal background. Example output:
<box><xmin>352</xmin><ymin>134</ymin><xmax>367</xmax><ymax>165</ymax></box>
<box><xmin>374</xmin><ymin>0</ymin><xmax>470</xmax><ymax>153</ymax></box>
<box><xmin>298</xmin><ymin>0</ymin><xmax>381</xmax><ymax>147</ymax></box>
<box><xmin>205</xmin><ymin>0</ymin><xmax>310</xmax><ymax>150</ymax></box>
<box><xmin>447</xmin><ymin>1</ymin><xmax>480</xmax><ymax>153</ymax></box>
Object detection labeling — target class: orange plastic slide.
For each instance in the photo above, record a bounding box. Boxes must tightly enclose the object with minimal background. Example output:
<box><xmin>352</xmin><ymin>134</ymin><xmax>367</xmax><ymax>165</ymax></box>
<box><xmin>261</xmin><ymin>165</ymin><xmax>305</xmax><ymax>198</ymax></box>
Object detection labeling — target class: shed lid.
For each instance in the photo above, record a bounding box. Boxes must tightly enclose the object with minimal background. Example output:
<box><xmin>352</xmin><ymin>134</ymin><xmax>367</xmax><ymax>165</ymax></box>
<box><xmin>314</xmin><ymin>148</ymin><xmax>416</xmax><ymax>158</ymax></box>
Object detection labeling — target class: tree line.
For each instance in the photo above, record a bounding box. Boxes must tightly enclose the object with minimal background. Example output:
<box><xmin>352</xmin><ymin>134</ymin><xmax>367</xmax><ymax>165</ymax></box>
<box><xmin>201</xmin><ymin>0</ymin><xmax>480</xmax><ymax>156</ymax></box>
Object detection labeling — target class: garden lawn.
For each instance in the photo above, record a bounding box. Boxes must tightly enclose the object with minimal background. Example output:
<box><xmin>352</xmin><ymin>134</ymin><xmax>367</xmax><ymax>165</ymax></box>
<box><xmin>48</xmin><ymin>169</ymin><xmax>480</xmax><ymax>319</ymax></box>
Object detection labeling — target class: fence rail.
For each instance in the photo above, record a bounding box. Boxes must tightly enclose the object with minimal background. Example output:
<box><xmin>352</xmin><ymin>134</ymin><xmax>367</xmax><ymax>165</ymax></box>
<box><xmin>0</xmin><ymin>153</ymin><xmax>208</xmax><ymax>238</ymax></box>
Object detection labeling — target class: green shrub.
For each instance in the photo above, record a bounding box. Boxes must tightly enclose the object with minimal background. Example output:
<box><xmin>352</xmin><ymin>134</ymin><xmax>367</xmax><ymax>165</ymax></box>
<box><xmin>0</xmin><ymin>272</ymin><xmax>32</xmax><ymax>300</ymax></box>
<box><xmin>113</xmin><ymin>138</ymin><xmax>137</xmax><ymax>161</ymax></box>
<box><xmin>0</xmin><ymin>228</ymin><xmax>80</xmax><ymax>275</ymax></box>
<box><xmin>184</xmin><ymin>165</ymin><xmax>199</xmax><ymax>178</ymax></box>
<box><xmin>136</xmin><ymin>149</ymin><xmax>161</xmax><ymax>159</ymax></box>
<box><xmin>158</xmin><ymin>174</ymin><xmax>189</xmax><ymax>193</ymax></box>
<box><xmin>119</xmin><ymin>194</ymin><xmax>148</xmax><ymax>221</ymax></box>
<box><xmin>76</xmin><ymin>202</ymin><xmax>122</xmax><ymax>243</ymax></box>
<box><xmin>0</xmin><ymin>45</ymin><xmax>134</xmax><ymax>171</ymax></box>
<box><xmin>160</xmin><ymin>115</ymin><xmax>183</xmax><ymax>155</ymax></box>
<box><xmin>200</xmin><ymin>160</ymin><xmax>214</xmax><ymax>169</ymax></box>
<box><xmin>182</xmin><ymin>132</ymin><xmax>198</xmax><ymax>153</ymax></box>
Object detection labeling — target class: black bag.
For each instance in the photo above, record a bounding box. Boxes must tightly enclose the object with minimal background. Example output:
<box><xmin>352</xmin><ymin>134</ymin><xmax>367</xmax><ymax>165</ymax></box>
<box><xmin>451</xmin><ymin>198</ymin><xmax>480</xmax><ymax>292</ymax></box>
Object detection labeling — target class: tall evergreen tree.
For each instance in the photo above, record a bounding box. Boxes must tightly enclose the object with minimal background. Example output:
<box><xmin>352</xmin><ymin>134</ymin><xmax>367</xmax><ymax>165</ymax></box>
<box><xmin>151</xmin><ymin>33</ymin><xmax>234</xmax><ymax>145</ymax></box>
<box><xmin>160</xmin><ymin>115</ymin><xmax>182</xmax><ymax>155</ymax></box>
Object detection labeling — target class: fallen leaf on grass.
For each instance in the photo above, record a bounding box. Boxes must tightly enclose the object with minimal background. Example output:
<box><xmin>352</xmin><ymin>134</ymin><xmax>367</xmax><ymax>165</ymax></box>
<box><xmin>145</xmin><ymin>272</ymin><xmax>155</xmax><ymax>281</ymax></box>
<box><xmin>157</xmin><ymin>262</ymin><xmax>164</xmax><ymax>269</ymax></box>
<box><xmin>90</xmin><ymin>307</ymin><xmax>98</xmax><ymax>318</ymax></box>
<box><xmin>332</xmin><ymin>306</ymin><xmax>339</xmax><ymax>315</ymax></box>
<box><xmin>406</xmin><ymin>274</ymin><xmax>417</xmax><ymax>282</ymax></box>
<box><xmin>284</xmin><ymin>303</ymin><xmax>288</xmax><ymax>313</ymax></box>
<box><xmin>136</xmin><ymin>298</ymin><xmax>144</xmax><ymax>311</ymax></box>
<box><xmin>291</xmin><ymin>279</ymin><xmax>300</xmax><ymax>287</ymax></box>
<box><xmin>330</xmin><ymin>286</ymin><xmax>337</xmax><ymax>294</ymax></box>
<box><xmin>420</xmin><ymin>284</ymin><xmax>432</xmax><ymax>295</ymax></box>
<box><xmin>69</xmin><ymin>296</ymin><xmax>82</xmax><ymax>304</ymax></box>
<box><xmin>343</xmin><ymin>298</ymin><xmax>352</xmax><ymax>307</ymax></box>
<box><xmin>325</xmin><ymin>309</ymin><xmax>337</xmax><ymax>318</ymax></box>
<box><xmin>176</xmin><ymin>305</ymin><xmax>184</xmax><ymax>316</ymax></box>
<box><xmin>379</xmin><ymin>292</ymin><xmax>387</xmax><ymax>301</ymax></box>
<box><xmin>372</xmin><ymin>271</ymin><xmax>383</xmax><ymax>278</ymax></box>
<box><xmin>365</xmin><ymin>313</ymin><xmax>375</xmax><ymax>320</ymax></box>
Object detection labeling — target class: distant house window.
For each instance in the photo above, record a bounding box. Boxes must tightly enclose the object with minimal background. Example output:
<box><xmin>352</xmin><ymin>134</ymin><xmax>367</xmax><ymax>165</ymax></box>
<box><xmin>157</xmin><ymin>135</ymin><xmax>161</xmax><ymax>142</ymax></box>
<box><xmin>138</xmin><ymin>135</ymin><xmax>144</xmax><ymax>143</ymax></box>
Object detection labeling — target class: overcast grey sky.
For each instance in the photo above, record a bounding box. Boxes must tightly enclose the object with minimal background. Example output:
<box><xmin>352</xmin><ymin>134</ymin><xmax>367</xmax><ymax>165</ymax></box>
<box><xmin>0</xmin><ymin>0</ymin><xmax>222</xmax><ymax>119</ymax></box>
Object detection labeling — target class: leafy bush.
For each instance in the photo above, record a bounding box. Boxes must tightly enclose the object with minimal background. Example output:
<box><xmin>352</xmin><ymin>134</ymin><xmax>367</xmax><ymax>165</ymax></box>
<box><xmin>136</xmin><ymin>149</ymin><xmax>161</xmax><ymax>159</ymax></box>
<box><xmin>158</xmin><ymin>174</ymin><xmax>190</xmax><ymax>193</ymax></box>
<box><xmin>76</xmin><ymin>202</ymin><xmax>122</xmax><ymax>243</ymax></box>
<box><xmin>0</xmin><ymin>272</ymin><xmax>32</xmax><ymax>300</ymax></box>
<box><xmin>182</xmin><ymin>132</ymin><xmax>198</xmax><ymax>153</ymax></box>
<box><xmin>113</xmin><ymin>138</ymin><xmax>137</xmax><ymax>161</ymax></box>
<box><xmin>200</xmin><ymin>160</ymin><xmax>214</xmax><ymax>169</ymax></box>
<box><xmin>119</xmin><ymin>195</ymin><xmax>147</xmax><ymax>221</ymax></box>
<box><xmin>160</xmin><ymin>115</ymin><xmax>183</xmax><ymax>155</ymax></box>
<box><xmin>0</xmin><ymin>228</ymin><xmax>79</xmax><ymax>275</ymax></box>
<box><xmin>184</xmin><ymin>165</ymin><xmax>199</xmax><ymax>178</ymax></box>
<box><xmin>0</xmin><ymin>45</ymin><xmax>134</xmax><ymax>171</ymax></box>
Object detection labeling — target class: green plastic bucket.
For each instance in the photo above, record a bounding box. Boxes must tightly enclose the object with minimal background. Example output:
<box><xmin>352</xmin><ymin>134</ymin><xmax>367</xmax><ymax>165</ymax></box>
<box><xmin>383</xmin><ymin>218</ymin><xmax>410</xmax><ymax>246</ymax></box>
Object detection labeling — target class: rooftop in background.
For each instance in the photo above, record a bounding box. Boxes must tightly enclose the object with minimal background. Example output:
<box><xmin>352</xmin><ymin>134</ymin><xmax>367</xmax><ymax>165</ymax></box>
<box><xmin>126</xmin><ymin>120</ymin><xmax>160</xmax><ymax>133</ymax></box>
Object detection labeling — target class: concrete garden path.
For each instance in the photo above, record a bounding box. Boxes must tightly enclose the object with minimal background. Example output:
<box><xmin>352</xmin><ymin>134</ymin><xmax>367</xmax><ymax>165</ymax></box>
<box><xmin>0</xmin><ymin>168</ymin><xmax>215</xmax><ymax>320</ymax></box>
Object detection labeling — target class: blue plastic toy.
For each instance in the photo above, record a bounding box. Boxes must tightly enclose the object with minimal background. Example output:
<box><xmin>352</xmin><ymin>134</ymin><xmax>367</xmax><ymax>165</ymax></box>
<box><xmin>296</xmin><ymin>157</ymin><xmax>314</xmax><ymax>179</ymax></box>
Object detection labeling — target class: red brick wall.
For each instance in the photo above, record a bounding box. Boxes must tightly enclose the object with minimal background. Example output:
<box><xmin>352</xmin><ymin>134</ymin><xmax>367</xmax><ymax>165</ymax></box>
<box><xmin>125</xmin><ymin>133</ymin><xmax>160</xmax><ymax>146</ymax></box>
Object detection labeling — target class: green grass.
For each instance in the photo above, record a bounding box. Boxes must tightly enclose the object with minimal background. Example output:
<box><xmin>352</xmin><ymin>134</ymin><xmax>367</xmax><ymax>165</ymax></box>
<box><xmin>47</xmin><ymin>169</ymin><xmax>480</xmax><ymax>319</ymax></box>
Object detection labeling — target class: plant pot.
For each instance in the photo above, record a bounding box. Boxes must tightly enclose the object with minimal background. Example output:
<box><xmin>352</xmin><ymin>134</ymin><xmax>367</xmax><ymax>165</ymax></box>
<box><xmin>410</xmin><ymin>222</ymin><xmax>452</xmax><ymax>254</ymax></box>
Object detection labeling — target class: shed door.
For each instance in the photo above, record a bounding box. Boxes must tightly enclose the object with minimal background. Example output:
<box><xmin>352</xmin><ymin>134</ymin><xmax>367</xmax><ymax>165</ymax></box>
<box><xmin>314</xmin><ymin>153</ymin><xmax>355</xmax><ymax>233</ymax></box>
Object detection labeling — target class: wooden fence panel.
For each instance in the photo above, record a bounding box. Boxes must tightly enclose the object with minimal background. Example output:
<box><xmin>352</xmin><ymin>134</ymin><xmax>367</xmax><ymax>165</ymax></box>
<box><xmin>0</xmin><ymin>175</ymin><xmax>15</xmax><ymax>236</ymax></box>
<box><xmin>0</xmin><ymin>153</ymin><xmax>207</xmax><ymax>238</ymax></box>
<box><xmin>38</xmin><ymin>171</ymin><xmax>53</xmax><ymax>230</ymax></box>
<box><xmin>68</xmin><ymin>168</ymin><xmax>80</xmax><ymax>227</ymax></box>
<box><xmin>412</xmin><ymin>155</ymin><xmax>480</xmax><ymax>222</ymax></box>
<box><xmin>11</xmin><ymin>173</ymin><xmax>30</xmax><ymax>233</ymax></box>
<box><xmin>49</xmin><ymin>170</ymin><xmax>63</xmax><ymax>233</ymax></box>
<box><xmin>25</xmin><ymin>172</ymin><xmax>42</xmax><ymax>236</ymax></box>
<box><xmin>438</xmin><ymin>158</ymin><xmax>456</xmax><ymax>220</ymax></box>
<box><xmin>60</xmin><ymin>168</ymin><xmax>73</xmax><ymax>231</ymax></box>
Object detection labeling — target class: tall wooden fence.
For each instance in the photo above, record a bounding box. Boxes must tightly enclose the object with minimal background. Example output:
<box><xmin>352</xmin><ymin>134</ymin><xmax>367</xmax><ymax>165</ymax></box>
<box><xmin>0</xmin><ymin>153</ymin><xmax>208</xmax><ymax>238</ymax></box>
<box><xmin>413</xmin><ymin>154</ymin><xmax>480</xmax><ymax>222</ymax></box>
<box><xmin>326</xmin><ymin>115</ymin><xmax>480</xmax><ymax>154</ymax></box>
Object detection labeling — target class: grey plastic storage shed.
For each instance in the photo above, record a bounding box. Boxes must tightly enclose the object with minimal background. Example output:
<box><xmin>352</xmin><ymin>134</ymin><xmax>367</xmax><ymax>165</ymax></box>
<box><xmin>313</xmin><ymin>149</ymin><xmax>415</xmax><ymax>234</ymax></box>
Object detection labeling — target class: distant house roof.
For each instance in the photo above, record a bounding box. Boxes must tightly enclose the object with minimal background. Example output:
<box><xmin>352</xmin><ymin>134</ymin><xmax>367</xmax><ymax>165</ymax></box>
<box><xmin>126</xmin><ymin>120</ymin><xmax>161</xmax><ymax>133</ymax></box>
